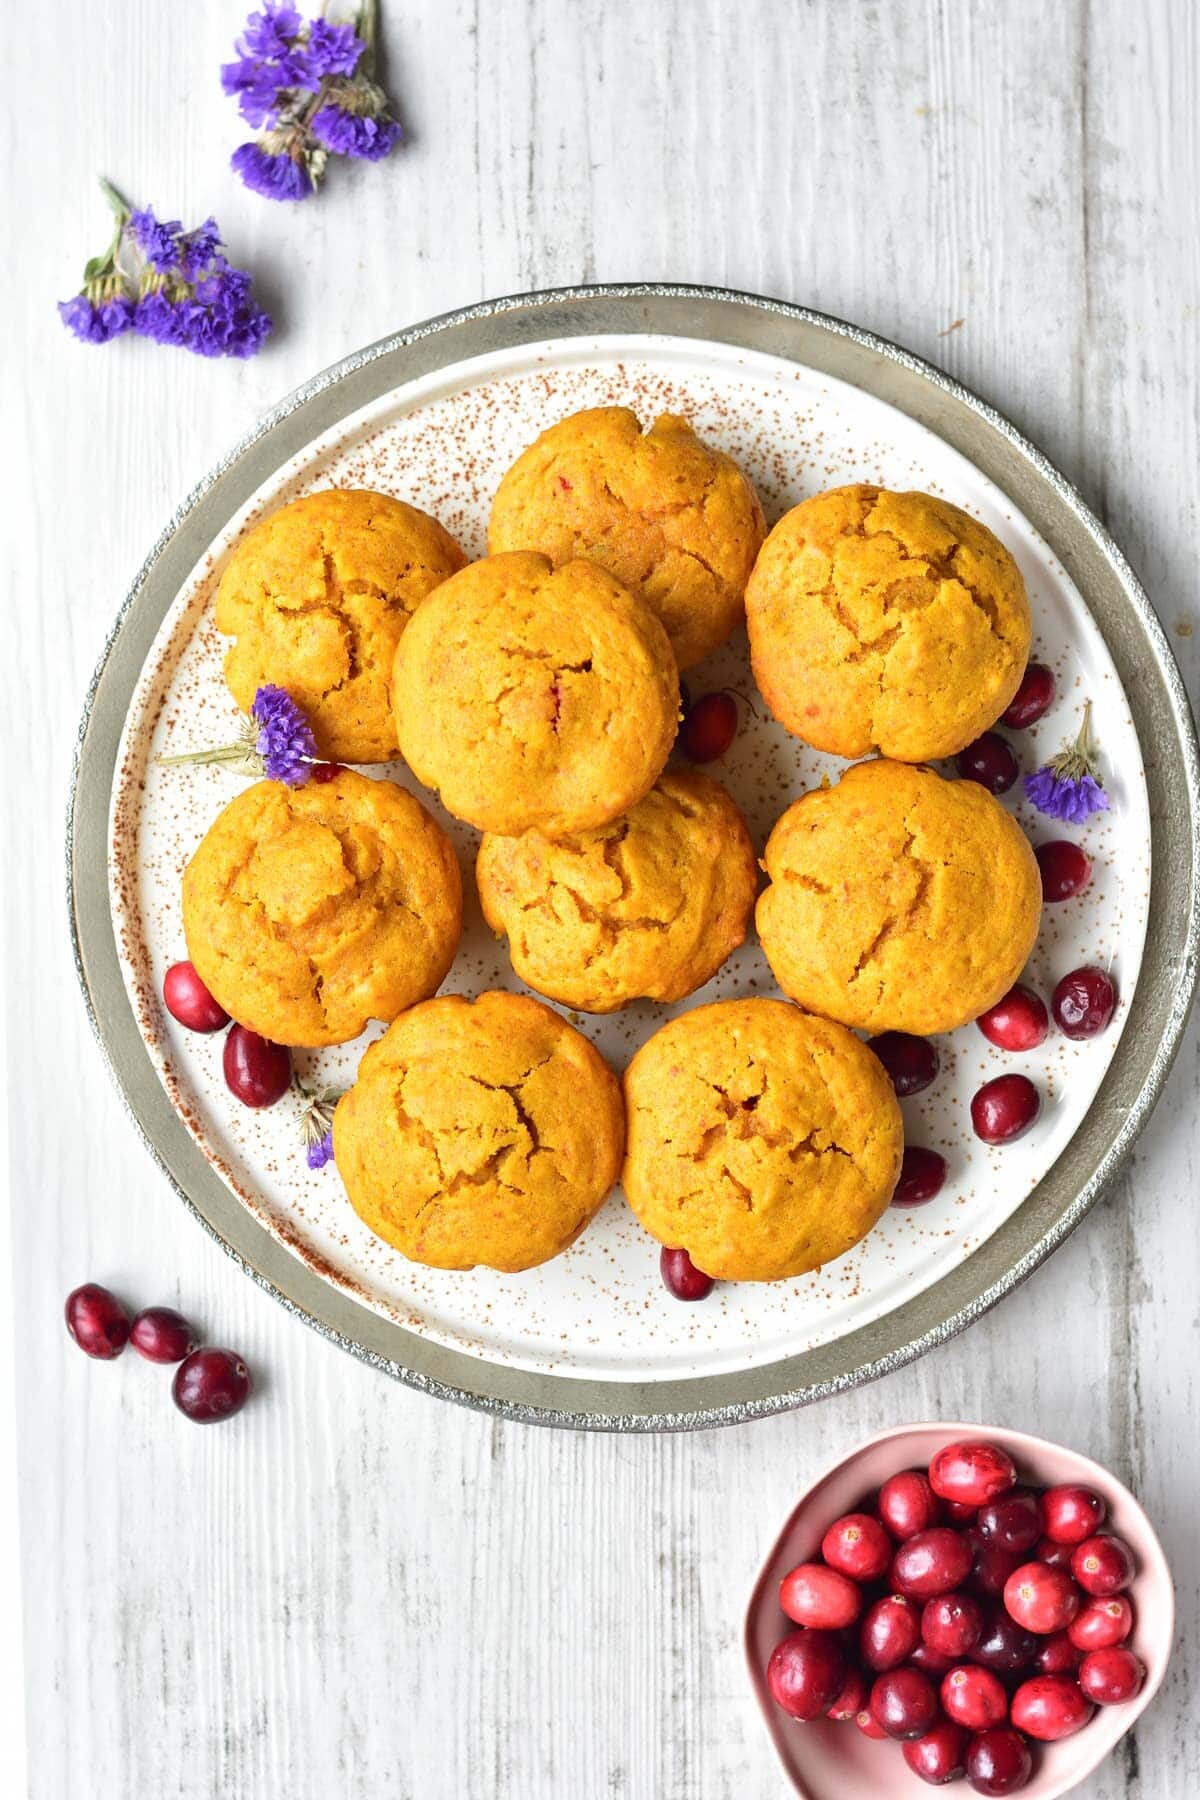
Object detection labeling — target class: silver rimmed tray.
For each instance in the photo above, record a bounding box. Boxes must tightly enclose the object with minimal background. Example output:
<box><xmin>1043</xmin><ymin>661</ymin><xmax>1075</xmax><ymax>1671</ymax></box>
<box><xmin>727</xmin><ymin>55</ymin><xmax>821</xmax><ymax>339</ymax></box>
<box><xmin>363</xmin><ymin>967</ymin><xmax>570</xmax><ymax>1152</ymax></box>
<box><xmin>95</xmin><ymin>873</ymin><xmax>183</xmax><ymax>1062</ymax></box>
<box><xmin>69</xmin><ymin>284</ymin><xmax>1200</xmax><ymax>1431</ymax></box>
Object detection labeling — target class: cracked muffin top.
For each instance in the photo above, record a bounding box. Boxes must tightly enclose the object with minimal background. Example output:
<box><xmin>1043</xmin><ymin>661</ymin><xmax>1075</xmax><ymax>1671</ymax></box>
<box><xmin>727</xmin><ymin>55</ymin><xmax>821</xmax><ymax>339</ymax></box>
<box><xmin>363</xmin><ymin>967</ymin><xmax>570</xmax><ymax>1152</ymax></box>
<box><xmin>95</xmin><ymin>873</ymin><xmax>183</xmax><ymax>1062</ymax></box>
<box><xmin>476</xmin><ymin>769</ymin><xmax>757</xmax><ymax>1012</ymax></box>
<box><xmin>756</xmin><ymin>758</ymin><xmax>1042</xmax><ymax>1035</ymax></box>
<box><xmin>214</xmin><ymin>488</ymin><xmax>467</xmax><ymax>764</ymax></box>
<box><xmin>487</xmin><ymin>407</ymin><xmax>766</xmax><ymax>670</ymax></box>
<box><xmin>182</xmin><ymin>770</ymin><xmax>462</xmax><ymax>1048</ymax></box>
<box><xmin>392</xmin><ymin>550</ymin><xmax>680</xmax><ymax>837</ymax></box>
<box><xmin>332</xmin><ymin>991</ymin><xmax>624</xmax><ymax>1272</ymax></box>
<box><xmin>745</xmin><ymin>484</ymin><xmax>1031</xmax><ymax>761</ymax></box>
<box><xmin>622</xmin><ymin>998</ymin><xmax>902</xmax><ymax>1282</ymax></box>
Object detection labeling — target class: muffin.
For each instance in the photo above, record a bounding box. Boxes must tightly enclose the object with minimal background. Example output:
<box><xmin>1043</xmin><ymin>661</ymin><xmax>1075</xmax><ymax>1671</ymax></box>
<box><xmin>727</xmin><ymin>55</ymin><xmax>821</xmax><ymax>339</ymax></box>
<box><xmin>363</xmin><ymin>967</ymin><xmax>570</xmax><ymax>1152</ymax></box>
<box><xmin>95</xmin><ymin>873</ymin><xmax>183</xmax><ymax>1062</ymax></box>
<box><xmin>215</xmin><ymin>488</ymin><xmax>467</xmax><ymax>763</ymax></box>
<box><xmin>392</xmin><ymin>551</ymin><xmax>679</xmax><ymax>836</ymax></box>
<box><xmin>488</xmin><ymin>407</ymin><xmax>766</xmax><ymax>670</ymax></box>
<box><xmin>622</xmin><ymin>999</ymin><xmax>903</xmax><ymax>1282</ymax></box>
<box><xmin>476</xmin><ymin>769</ymin><xmax>757</xmax><ymax>1012</ymax></box>
<box><xmin>333</xmin><ymin>991</ymin><xmax>624</xmax><ymax>1272</ymax></box>
<box><xmin>182</xmin><ymin>770</ymin><xmax>461</xmax><ymax>1048</ymax></box>
<box><xmin>756</xmin><ymin>759</ymin><xmax>1042</xmax><ymax>1035</ymax></box>
<box><xmin>745</xmin><ymin>484</ymin><xmax>1031</xmax><ymax>760</ymax></box>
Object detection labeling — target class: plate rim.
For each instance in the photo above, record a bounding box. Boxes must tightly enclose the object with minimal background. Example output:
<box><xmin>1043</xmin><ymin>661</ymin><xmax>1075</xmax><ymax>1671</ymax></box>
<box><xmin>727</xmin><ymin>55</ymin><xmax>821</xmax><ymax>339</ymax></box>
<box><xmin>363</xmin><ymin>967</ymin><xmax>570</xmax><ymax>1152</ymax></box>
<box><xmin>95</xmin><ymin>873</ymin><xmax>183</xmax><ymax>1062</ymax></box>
<box><xmin>67</xmin><ymin>282</ymin><xmax>1200</xmax><ymax>1432</ymax></box>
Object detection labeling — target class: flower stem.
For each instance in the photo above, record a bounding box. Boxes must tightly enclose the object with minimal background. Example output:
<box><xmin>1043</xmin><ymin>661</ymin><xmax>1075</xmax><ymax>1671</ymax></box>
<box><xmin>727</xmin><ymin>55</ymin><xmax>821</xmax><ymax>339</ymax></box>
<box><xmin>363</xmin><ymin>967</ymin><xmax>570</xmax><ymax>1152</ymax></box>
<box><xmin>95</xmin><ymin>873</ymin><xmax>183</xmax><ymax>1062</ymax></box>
<box><xmin>357</xmin><ymin>0</ymin><xmax>379</xmax><ymax>76</ymax></box>
<box><xmin>159</xmin><ymin>741</ymin><xmax>263</xmax><ymax>775</ymax></box>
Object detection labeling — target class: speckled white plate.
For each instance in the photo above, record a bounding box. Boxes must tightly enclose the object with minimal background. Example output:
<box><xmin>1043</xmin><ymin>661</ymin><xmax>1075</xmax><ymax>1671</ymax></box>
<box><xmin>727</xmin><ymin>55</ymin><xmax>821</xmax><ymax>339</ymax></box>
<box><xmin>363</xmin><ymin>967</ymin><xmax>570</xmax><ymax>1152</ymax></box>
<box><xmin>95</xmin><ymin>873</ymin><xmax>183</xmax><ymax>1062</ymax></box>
<box><xmin>73</xmin><ymin>288</ymin><xmax>1200</xmax><ymax>1428</ymax></box>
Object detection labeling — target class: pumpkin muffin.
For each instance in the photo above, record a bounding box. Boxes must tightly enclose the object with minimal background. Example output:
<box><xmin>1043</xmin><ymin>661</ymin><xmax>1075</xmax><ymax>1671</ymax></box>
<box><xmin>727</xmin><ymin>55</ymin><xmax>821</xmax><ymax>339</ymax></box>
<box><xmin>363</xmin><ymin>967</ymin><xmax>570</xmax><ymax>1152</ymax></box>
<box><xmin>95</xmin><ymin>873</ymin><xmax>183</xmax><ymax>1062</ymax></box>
<box><xmin>745</xmin><ymin>484</ymin><xmax>1031</xmax><ymax>761</ymax></box>
<box><xmin>622</xmin><ymin>999</ymin><xmax>903</xmax><ymax>1282</ymax></box>
<box><xmin>182</xmin><ymin>770</ymin><xmax>461</xmax><ymax>1048</ymax></box>
<box><xmin>476</xmin><ymin>769</ymin><xmax>757</xmax><ymax>1013</ymax></box>
<box><xmin>333</xmin><ymin>991</ymin><xmax>624</xmax><ymax>1272</ymax></box>
<box><xmin>488</xmin><ymin>407</ymin><xmax>766</xmax><ymax>670</ymax></box>
<box><xmin>392</xmin><ymin>551</ymin><xmax>679</xmax><ymax>836</ymax></box>
<box><xmin>215</xmin><ymin>488</ymin><xmax>467</xmax><ymax>764</ymax></box>
<box><xmin>756</xmin><ymin>759</ymin><xmax>1042</xmax><ymax>1036</ymax></box>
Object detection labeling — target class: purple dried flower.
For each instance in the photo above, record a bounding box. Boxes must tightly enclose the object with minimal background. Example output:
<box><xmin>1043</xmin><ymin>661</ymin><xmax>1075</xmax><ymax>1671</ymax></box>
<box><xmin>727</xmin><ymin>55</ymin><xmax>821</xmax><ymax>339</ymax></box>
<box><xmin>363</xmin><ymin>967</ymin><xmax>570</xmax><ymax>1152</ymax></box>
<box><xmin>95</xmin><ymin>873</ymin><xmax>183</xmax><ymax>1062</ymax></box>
<box><xmin>133</xmin><ymin>289</ymin><xmax>186</xmax><ymax>345</ymax></box>
<box><xmin>1023</xmin><ymin>700</ymin><xmax>1110</xmax><ymax>824</ymax></box>
<box><xmin>252</xmin><ymin>685</ymin><xmax>318</xmax><ymax>785</ymax></box>
<box><xmin>297</xmin><ymin>1082</ymin><xmax>342</xmax><ymax>1170</ymax></box>
<box><xmin>232</xmin><ymin>139</ymin><xmax>315</xmax><ymax>201</ymax></box>
<box><xmin>311</xmin><ymin>104</ymin><xmax>402</xmax><ymax>161</ymax></box>
<box><xmin>178</xmin><ymin>217</ymin><xmax>224</xmax><ymax>279</ymax></box>
<box><xmin>306</xmin><ymin>1129</ymin><xmax>335</xmax><ymax>1171</ymax></box>
<box><xmin>238</xmin><ymin>2</ymin><xmax>304</xmax><ymax>61</ymax></box>
<box><xmin>58</xmin><ymin>291</ymin><xmax>135</xmax><ymax>343</ymax></box>
<box><xmin>306</xmin><ymin>18</ymin><xmax>365</xmax><ymax>76</ymax></box>
<box><xmin>128</xmin><ymin>207</ymin><xmax>183</xmax><ymax>273</ymax></box>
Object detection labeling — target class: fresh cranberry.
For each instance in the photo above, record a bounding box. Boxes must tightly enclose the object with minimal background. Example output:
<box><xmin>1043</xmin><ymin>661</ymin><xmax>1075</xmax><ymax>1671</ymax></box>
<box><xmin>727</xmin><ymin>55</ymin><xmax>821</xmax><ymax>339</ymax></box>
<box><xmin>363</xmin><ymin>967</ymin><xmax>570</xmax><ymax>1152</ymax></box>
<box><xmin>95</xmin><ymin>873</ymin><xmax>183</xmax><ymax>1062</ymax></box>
<box><xmin>941</xmin><ymin>1664</ymin><xmax>1008</xmax><ymax>1731</ymax></box>
<box><xmin>1042</xmin><ymin>1485</ymin><xmax>1104</xmax><ymax>1550</ymax></box>
<box><xmin>64</xmin><ymin>1283</ymin><xmax>130</xmax><ymax>1359</ymax></box>
<box><xmin>826</xmin><ymin>1666</ymin><xmax>869</xmax><ymax>1721</ymax></box>
<box><xmin>929</xmin><ymin>1442</ymin><xmax>1018</xmax><ymax>1509</ymax></box>
<box><xmin>975</xmin><ymin>986</ymin><xmax>1049</xmax><ymax>1052</ymax></box>
<box><xmin>977</xmin><ymin>1489</ymin><xmax>1042</xmax><ymax>1555</ymax></box>
<box><xmin>1036</xmin><ymin>840</ymin><xmax>1093</xmax><ymax>901</ymax></box>
<box><xmin>821</xmin><ymin>1511</ymin><xmax>893</xmax><ymax>1583</ymax></box>
<box><xmin>1035</xmin><ymin>1537</ymin><xmax>1073</xmax><ymax>1571</ymax></box>
<box><xmin>172</xmin><ymin>1347</ymin><xmax>252</xmax><ymax>1424</ymax></box>
<box><xmin>892</xmin><ymin>1146</ymin><xmax>948</xmax><ymax>1207</ymax></box>
<box><xmin>870</xmin><ymin>1666</ymin><xmax>938</xmax><ymax>1740</ymax></box>
<box><xmin>969</xmin><ymin>1537</ymin><xmax>1024</xmax><ymax>1599</ymax></box>
<box><xmin>922</xmin><ymin>1591</ymin><xmax>983</xmax><ymax>1658</ymax></box>
<box><xmin>766</xmin><ymin>1628</ymin><xmax>847</xmax><ymax>1721</ymax></box>
<box><xmin>903</xmin><ymin>1717</ymin><xmax>970</xmax><ymax>1785</ymax></box>
<box><xmin>1010</xmin><ymin>1673</ymin><xmax>1094</xmax><ymax>1740</ymax></box>
<box><xmin>162</xmin><ymin>961</ymin><xmax>229</xmax><ymax>1032</ymax></box>
<box><xmin>1038</xmin><ymin>1631</ymin><xmax>1083</xmax><ymax>1674</ymax></box>
<box><xmin>680</xmin><ymin>691</ymin><xmax>738</xmax><ymax>762</ymax></box>
<box><xmin>879</xmin><ymin>1469</ymin><xmax>942</xmax><ymax>1539</ymax></box>
<box><xmin>1052</xmin><ymin>966</ymin><xmax>1117</xmax><ymax>1039</ymax></box>
<box><xmin>1069</xmin><ymin>1595</ymin><xmax>1133</xmax><ymax>1651</ymax></box>
<box><xmin>779</xmin><ymin>1562</ymin><xmax>862</xmax><ymax>1631</ymax></box>
<box><xmin>868</xmin><ymin>1031</ymin><xmax>939</xmax><ymax>1097</ymax></box>
<box><xmin>1003</xmin><ymin>1562</ymin><xmax>1082</xmax><ymax>1634</ymax></box>
<box><xmin>973</xmin><ymin>1607</ymin><xmax>1039</xmax><ymax>1675</ymax></box>
<box><xmin>129</xmin><ymin>1305</ymin><xmax>197</xmax><ymax>1364</ymax></box>
<box><xmin>860</xmin><ymin>1594</ymin><xmax>922</xmax><ymax>1670</ymax></box>
<box><xmin>957</xmin><ymin>732</ymin><xmax>1020</xmax><ymax>794</ymax></box>
<box><xmin>855</xmin><ymin>1708</ymin><xmax>888</xmax><ymax>1739</ymax></box>
<box><xmin>944</xmin><ymin>1500</ymin><xmax>978</xmax><ymax>1525</ymax></box>
<box><xmin>911</xmin><ymin>1640</ymin><xmax>956</xmax><ymax>1677</ymax></box>
<box><xmin>659</xmin><ymin>1246</ymin><xmax>714</xmax><ymax>1301</ymax></box>
<box><xmin>1078</xmin><ymin>1645</ymin><xmax>1145</xmax><ymax>1705</ymax></box>
<box><xmin>1072</xmin><ymin>1534</ymin><xmax>1135</xmax><ymax>1596</ymax></box>
<box><xmin>964</xmin><ymin>1725</ymin><xmax>1033</xmax><ymax>1795</ymax></box>
<box><xmin>309</xmin><ymin>761</ymin><xmax>345</xmax><ymax>783</ymax></box>
<box><xmin>223</xmin><ymin>1025</ymin><xmax>292</xmax><ymax>1108</ymax></box>
<box><xmin>893</xmin><ymin>1529</ymin><xmax>974</xmax><ymax>1600</ymax></box>
<box><xmin>1002</xmin><ymin>663</ymin><xmax>1056</xmax><ymax>730</ymax></box>
<box><xmin>970</xmin><ymin>1074</ymin><xmax>1041</xmax><ymax>1145</ymax></box>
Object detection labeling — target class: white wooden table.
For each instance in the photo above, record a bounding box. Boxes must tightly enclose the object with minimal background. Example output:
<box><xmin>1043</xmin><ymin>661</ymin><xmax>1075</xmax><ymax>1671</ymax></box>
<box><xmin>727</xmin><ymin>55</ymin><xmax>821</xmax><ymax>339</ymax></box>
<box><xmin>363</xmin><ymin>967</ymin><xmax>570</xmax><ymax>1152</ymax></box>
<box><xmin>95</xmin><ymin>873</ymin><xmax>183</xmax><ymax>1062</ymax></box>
<box><xmin>7</xmin><ymin>2</ymin><xmax>1197</xmax><ymax>1793</ymax></box>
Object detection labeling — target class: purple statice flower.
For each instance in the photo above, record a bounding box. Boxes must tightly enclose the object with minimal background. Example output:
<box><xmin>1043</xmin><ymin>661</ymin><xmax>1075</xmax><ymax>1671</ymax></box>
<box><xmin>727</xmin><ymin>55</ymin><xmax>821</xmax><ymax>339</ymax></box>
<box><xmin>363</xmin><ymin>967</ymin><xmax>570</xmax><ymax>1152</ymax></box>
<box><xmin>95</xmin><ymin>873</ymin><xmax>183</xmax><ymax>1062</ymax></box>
<box><xmin>306</xmin><ymin>18</ymin><xmax>365</xmax><ymax>76</ymax></box>
<box><xmin>252</xmin><ymin>686</ymin><xmax>318</xmax><ymax>785</ymax></box>
<box><xmin>240</xmin><ymin>2</ymin><xmax>304</xmax><ymax>58</ymax></box>
<box><xmin>311</xmin><ymin>105</ymin><xmax>402</xmax><ymax>161</ymax></box>
<box><xmin>132</xmin><ymin>289</ymin><xmax>186</xmax><ymax>345</ymax></box>
<box><xmin>58</xmin><ymin>291</ymin><xmax>135</xmax><ymax>343</ymax></box>
<box><xmin>177</xmin><ymin>217</ymin><xmax>223</xmax><ymax>279</ymax></box>
<box><xmin>1023</xmin><ymin>700</ymin><xmax>1110</xmax><ymax>824</ymax></box>
<box><xmin>306</xmin><ymin>1129</ymin><xmax>335</xmax><ymax>1171</ymax></box>
<box><xmin>128</xmin><ymin>207</ymin><xmax>182</xmax><ymax>273</ymax></box>
<box><xmin>232</xmin><ymin>139</ymin><xmax>315</xmax><ymax>201</ymax></box>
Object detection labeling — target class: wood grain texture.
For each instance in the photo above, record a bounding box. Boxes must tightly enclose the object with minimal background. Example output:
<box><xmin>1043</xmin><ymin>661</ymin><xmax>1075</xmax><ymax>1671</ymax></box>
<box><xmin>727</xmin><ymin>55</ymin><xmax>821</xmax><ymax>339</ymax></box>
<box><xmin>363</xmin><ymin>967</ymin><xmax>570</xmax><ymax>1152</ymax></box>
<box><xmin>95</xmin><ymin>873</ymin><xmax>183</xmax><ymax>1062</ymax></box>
<box><xmin>4</xmin><ymin>0</ymin><xmax>1197</xmax><ymax>1794</ymax></box>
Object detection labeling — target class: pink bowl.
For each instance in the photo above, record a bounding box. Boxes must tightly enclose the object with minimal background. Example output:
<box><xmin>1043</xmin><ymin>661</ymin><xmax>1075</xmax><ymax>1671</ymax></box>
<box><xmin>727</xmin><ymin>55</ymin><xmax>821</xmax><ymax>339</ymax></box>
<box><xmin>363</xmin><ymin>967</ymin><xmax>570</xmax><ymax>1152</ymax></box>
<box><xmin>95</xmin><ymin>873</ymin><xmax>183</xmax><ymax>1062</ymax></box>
<box><xmin>744</xmin><ymin>1422</ymin><xmax>1173</xmax><ymax>1798</ymax></box>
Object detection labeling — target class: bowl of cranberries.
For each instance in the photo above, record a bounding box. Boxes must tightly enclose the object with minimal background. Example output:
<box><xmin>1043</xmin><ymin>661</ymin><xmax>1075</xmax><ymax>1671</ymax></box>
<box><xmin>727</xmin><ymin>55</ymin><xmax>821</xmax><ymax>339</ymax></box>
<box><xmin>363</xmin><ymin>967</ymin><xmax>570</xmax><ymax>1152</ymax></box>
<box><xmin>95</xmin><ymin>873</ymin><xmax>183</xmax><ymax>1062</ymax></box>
<box><xmin>745</xmin><ymin>1423</ymin><xmax>1172</xmax><ymax>1796</ymax></box>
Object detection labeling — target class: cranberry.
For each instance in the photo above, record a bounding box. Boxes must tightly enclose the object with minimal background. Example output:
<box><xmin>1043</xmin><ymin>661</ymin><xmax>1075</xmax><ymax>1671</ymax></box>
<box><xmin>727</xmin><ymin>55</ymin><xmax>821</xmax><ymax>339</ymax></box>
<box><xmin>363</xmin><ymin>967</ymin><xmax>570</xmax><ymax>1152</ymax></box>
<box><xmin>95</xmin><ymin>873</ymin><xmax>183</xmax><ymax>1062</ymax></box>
<box><xmin>973</xmin><ymin>1607</ymin><xmax>1039</xmax><ymax>1675</ymax></box>
<box><xmin>826</xmin><ymin>1666</ymin><xmax>869</xmax><ymax>1721</ymax></box>
<box><xmin>879</xmin><ymin>1469</ymin><xmax>942</xmax><ymax>1539</ymax></box>
<box><xmin>868</xmin><ymin>1031</ymin><xmax>939</xmax><ymax>1097</ymax></box>
<box><xmin>1052</xmin><ymin>966</ymin><xmax>1117</xmax><ymax>1039</ymax></box>
<box><xmin>922</xmin><ymin>1591</ymin><xmax>983</xmax><ymax>1657</ymax></box>
<box><xmin>162</xmin><ymin>961</ymin><xmax>229</xmax><ymax>1032</ymax></box>
<box><xmin>129</xmin><ymin>1305</ymin><xmax>197</xmax><ymax>1364</ymax></box>
<box><xmin>911</xmin><ymin>1640</ymin><xmax>956</xmax><ymax>1677</ymax></box>
<box><xmin>223</xmin><ymin>1025</ymin><xmax>292</xmax><ymax>1108</ymax></box>
<box><xmin>903</xmin><ymin>1717</ymin><xmax>970</xmax><ymax>1785</ymax></box>
<box><xmin>172</xmin><ymin>1347</ymin><xmax>252</xmax><ymax>1423</ymax></box>
<box><xmin>1003</xmin><ymin>1561</ymin><xmax>1082</xmax><ymax>1634</ymax></box>
<box><xmin>1072</xmin><ymin>1533</ymin><xmax>1135</xmax><ymax>1596</ymax></box>
<box><xmin>1002</xmin><ymin>662</ymin><xmax>1056</xmax><ymax>730</ymax></box>
<box><xmin>860</xmin><ymin>1594</ymin><xmax>922</xmax><ymax>1670</ymax></box>
<box><xmin>957</xmin><ymin>732</ymin><xmax>1020</xmax><ymax>794</ymax></box>
<box><xmin>941</xmin><ymin>1664</ymin><xmax>1008</xmax><ymax>1731</ymax></box>
<box><xmin>1069</xmin><ymin>1594</ymin><xmax>1133</xmax><ymax>1651</ymax></box>
<box><xmin>1042</xmin><ymin>1485</ymin><xmax>1105</xmax><ymax>1552</ymax></box>
<box><xmin>970</xmin><ymin>1074</ymin><xmax>1041</xmax><ymax>1145</ymax></box>
<box><xmin>977</xmin><ymin>1489</ymin><xmax>1042</xmax><ymax>1555</ymax></box>
<box><xmin>870</xmin><ymin>1666</ymin><xmax>938</xmax><ymax>1740</ymax></box>
<box><xmin>1036</xmin><ymin>839</ymin><xmax>1093</xmax><ymax>901</ymax></box>
<box><xmin>1010</xmin><ymin>1673</ymin><xmax>1094</xmax><ymax>1740</ymax></box>
<box><xmin>944</xmin><ymin>1500</ymin><xmax>978</xmax><ymax>1525</ymax></box>
<box><xmin>1038</xmin><ymin>1631</ymin><xmax>1083</xmax><ymax>1675</ymax></box>
<box><xmin>779</xmin><ymin>1562</ymin><xmax>862</xmax><ymax>1631</ymax></box>
<box><xmin>659</xmin><ymin>1246</ymin><xmax>714</xmax><ymax>1301</ymax></box>
<box><xmin>309</xmin><ymin>761</ymin><xmax>345</xmax><ymax>783</ymax></box>
<box><xmin>855</xmin><ymin>1708</ymin><xmax>888</xmax><ymax>1739</ymax></box>
<box><xmin>892</xmin><ymin>1146</ymin><xmax>948</xmax><ymax>1208</ymax></box>
<box><xmin>929</xmin><ymin>1442</ymin><xmax>1017</xmax><ymax>1509</ymax></box>
<box><xmin>1035</xmin><ymin>1537</ymin><xmax>1073</xmax><ymax>1571</ymax></box>
<box><xmin>964</xmin><ymin>1725</ymin><xmax>1033</xmax><ymax>1795</ymax></box>
<box><xmin>893</xmin><ymin>1528</ymin><xmax>974</xmax><ymax>1600</ymax></box>
<box><xmin>766</xmin><ymin>1628</ymin><xmax>847</xmax><ymax>1721</ymax></box>
<box><xmin>64</xmin><ymin>1283</ymin><xmax>130</xmax><ymax>1359</ymax></box>
<box><xmin>1078</xmin><ymin>1645</ymin><xmax>1145</xmax><ymax>1705</ymax></box>
<box><xmin>975</xmin><ymin>985</ymin><xmax>1049</xmax><ymax>1052</ymax></box>
<box><xmin>680</xmin><ymin>691</ymin><xmax>738</xmax><ymax>762</ymax></box>
<box><xmin>821</xmin><ymin>1511</ymin><xmax>893</xmax><ymax>1583</ymax></box>
<box><xmin>969</xmin><ymin>1537</ymin><xmax>1024</xmax><ymax>1599</ymax></box>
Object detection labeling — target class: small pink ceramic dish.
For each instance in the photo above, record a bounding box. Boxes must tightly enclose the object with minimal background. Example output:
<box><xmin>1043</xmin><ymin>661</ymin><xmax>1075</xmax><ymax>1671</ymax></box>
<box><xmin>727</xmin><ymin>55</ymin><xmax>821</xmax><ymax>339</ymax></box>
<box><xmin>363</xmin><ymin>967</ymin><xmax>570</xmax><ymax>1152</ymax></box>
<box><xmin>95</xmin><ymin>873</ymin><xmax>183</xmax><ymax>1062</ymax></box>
<box><xmin>744</xmin><ymin>1422</ymin><xmax>1173</xmax><ymax>1798</ymax></box>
